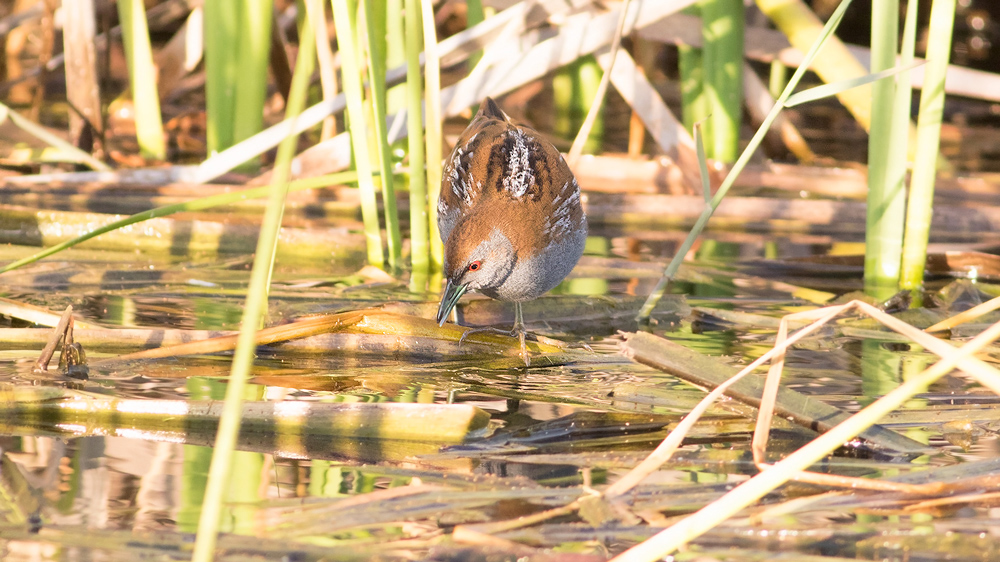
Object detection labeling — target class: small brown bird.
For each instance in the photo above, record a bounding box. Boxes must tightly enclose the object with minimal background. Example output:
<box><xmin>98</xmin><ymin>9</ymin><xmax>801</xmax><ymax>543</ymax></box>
<box><xmin>435</xmin><ymin>97</ymin><xmax>587</xmax><ymax>365</ymax></box>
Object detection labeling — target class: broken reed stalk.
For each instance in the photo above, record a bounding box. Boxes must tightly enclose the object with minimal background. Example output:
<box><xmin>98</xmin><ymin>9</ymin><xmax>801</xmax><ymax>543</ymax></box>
<box><xmin>611</xmin><ymin>317</ymin><xmax>1000</xmax><ymax>562</ymax></box>
<box><xmin>332</xmin><ymin>0</ymin><xmax>385</xmax><ymax>269</ymax></box>
<box><xmin>191</xmin><ymin>22</ymin><xmax>315</xmax><ymax>562</ymax></box>
<box><xmin>862</xmin><ymin>0</ymin><xmax>907</xmax><ymax>298</ymax></box>
<box><xmin>636</xmin><ymin>0</ymin><xmax>854</xmax><ymax>322</ymax></box>
<box><xmin>362</xmin><ymin>0</ymin><xmax>403</xmax><ymax>270</ymax></box>
<box><xmin>900</xmin><ymin>0</ymin><xmax>958</xmax><ymax>291</ymax></box>
<box><xmin>0</xmin><ymin>102</ymin><xmax>109</xmax><ymax>170</ymax></box>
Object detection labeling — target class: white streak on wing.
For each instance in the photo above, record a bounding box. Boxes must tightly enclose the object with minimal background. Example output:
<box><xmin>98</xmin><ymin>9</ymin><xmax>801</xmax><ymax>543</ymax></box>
<box><xmin>548</xmin><ymin>180</ymin><xmax>580</xmax><ymax>238</ymax></box>
<box><xmin>501</xmin><ymin>129</ymin><xmax>534</xmax><ymax>198</ymax></box>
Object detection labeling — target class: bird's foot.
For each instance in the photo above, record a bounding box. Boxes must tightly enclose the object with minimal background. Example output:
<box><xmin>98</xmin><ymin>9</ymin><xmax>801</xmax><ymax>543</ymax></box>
<box><xmin>457</xmin><ymin>325</ymin><xmax>531</xmax><ymax>367</ymax></box>
<box><xmin>517</xmin><ymin>328</ymin><xmax>529</xmax><ymax>367</ymax></box>
<box><xmin>457</xmin><ymin>326</ymin><xmax>516</xmax><ymax>346</ymax></box>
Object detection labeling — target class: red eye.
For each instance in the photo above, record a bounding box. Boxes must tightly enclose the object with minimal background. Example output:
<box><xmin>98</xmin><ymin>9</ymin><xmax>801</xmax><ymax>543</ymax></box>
<box><xmin>468</xmin><ymin>260</ymin><xmax>481</xmax><ymax>272</ymax></box>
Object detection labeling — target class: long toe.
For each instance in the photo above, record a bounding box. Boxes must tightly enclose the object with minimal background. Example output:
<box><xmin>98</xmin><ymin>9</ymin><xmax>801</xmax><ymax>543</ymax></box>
<box><xmin>518</xmin><ymin>329</ymin><xmax>530</xmax><ymax>367</ymax></box>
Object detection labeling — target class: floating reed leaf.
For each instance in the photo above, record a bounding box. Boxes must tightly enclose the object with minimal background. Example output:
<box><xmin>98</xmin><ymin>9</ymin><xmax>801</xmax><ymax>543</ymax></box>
<box><xmin>0</xmin><ymin>170</ymin><xmax>364</xmax><ymax>273</ymax></box>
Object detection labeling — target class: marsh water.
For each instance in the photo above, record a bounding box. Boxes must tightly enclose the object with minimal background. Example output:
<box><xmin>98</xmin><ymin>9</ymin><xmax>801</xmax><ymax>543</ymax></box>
<box><xmin>1</xmin><ymin>224</ymin><xmax>1000</xmax><ymax>561</ymax></box>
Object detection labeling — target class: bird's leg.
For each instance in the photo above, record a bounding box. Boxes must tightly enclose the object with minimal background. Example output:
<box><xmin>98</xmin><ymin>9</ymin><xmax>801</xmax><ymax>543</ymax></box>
<box><xmin>514</xmin><ymin>302</ymin><xmax>529</xmax><ymax>367</ymax></box>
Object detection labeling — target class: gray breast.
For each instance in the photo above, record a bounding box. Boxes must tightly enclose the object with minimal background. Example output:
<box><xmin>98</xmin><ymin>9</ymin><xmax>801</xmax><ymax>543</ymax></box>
<box><xmin>488</xmin><ymin>226</ymin><xmax>587</xmax><ymax>302</ymax></box>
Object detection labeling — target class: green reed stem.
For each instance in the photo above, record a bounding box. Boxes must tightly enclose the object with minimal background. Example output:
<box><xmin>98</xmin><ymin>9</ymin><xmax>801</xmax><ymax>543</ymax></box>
<box><xmin>466</xmin><ymin>0</ymin><xmax>485</xmax><ymax>70</ymax></box>
<box><xmin>204</xmin><ymin>0</ymin><xmax>237</xmax><ymax>153</ymax></box>
<box><xmin>190</xmin><ymin>22</ymin><xmax>315</xmax><ymax>562</ymax></box>
<box><xmin>362</xmin><ymin>0</ymin><xmax>403</xmax><ymax>270</ymax></box>
<box><xmin>863</xmin><ymin>0</ymin><xmax>904</xmax><ymax>299</ymax></box>
<box><xmin>700</xmin><ymin>0</ymin><xmax>744</xmax><ymax>163</ymax></box>
<box><xmin>637</xmin><ymin>0</ymin><xmax>854</xmax><ymax>322</ymax></box>
<box><xmin>678</xmin><ymin>41</ymin><xmax>707</xmax><ymax>135</ymax></box>
<box><xmin>333</xmin><ymin>0</ymin><xmax>385</xmax><ymax>268</ymax></box>
<box><xmin>768</xmin><ymin>60</ymin><xmax>787</xmax><ymax>100</ymax></box>
<box><xmin>117</xmin><ymin>0</ymin><xmax>165</xmax><ymax>160</ymax></box>
<box><xmin>900</xmin><ymin>0</ymin><xmax>956</xmax><ymax>291</ymax></box>
<box><xmin>405</xmin><ymin>0</ymin><xmax>429</xmax><ymax>272</ymax></box>
<box><xmin>421</xmin><ymin>0</ymin><xmax>444</xmax><ymax>269</ymax></box>
<box><xmin>386</xmin><ymin>0</ymin><xmax>406</xmax><ymax>115</ymax></box>
<box><xmin>229</xmin><ymin>0</ymin><xmax>273</xmax><ymax>171</ymax></box>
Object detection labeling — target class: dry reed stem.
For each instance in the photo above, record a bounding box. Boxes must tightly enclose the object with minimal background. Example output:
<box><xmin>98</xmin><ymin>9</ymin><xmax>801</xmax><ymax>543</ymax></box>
<box><xmin>605</xmin><ymin>302</ymin><xmax>851</xmax><ymax>499</ymax></box>
<box><xmin>925</xmin><ymin>293</ymin><xmax>1000</xmax><ymax>333</ymax></box>
<box><xmin>611</xmin><ymin>314</ymin><xmax>1000</xmax><ymax>562</ymax></box>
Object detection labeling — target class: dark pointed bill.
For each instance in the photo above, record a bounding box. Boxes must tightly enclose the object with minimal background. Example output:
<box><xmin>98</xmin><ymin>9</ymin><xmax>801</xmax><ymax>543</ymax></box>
<box><xmin>435</xmin><ymin>279</ymin><xmax>468</xmax><ymax>326</ymax></box>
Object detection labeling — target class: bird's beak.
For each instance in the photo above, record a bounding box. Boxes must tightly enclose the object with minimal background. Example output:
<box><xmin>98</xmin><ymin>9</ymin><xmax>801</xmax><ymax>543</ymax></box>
<box><xmin>436</xmin><ymin>279</ymin><xmax>468</xmax><ymax>326</ymax></box>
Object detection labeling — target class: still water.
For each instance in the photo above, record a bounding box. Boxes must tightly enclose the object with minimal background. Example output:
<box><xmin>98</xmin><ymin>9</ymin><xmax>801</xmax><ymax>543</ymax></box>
<box><xmin>1</xmin><ymin>229</ymin><xmax>999</xmax><ymax>561</ymax></box>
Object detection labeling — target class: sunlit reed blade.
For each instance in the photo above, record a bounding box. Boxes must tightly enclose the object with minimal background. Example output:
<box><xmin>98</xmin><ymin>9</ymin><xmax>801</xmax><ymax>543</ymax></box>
<box><xmin>863</xmin><ymin>0</ymin><xmax>905</xmax><ymax>299</ymax></box>
<box><xmin>421</xmin><ymin>0</ymin><xmax>444</xmax><ymax>269</ymax></box>
<box><xmin>332</xmin><ymin>0</ymin><xmax>385</xmax><ymax>268</ymax></box>
<box><xmin>636</xmin><ymin>0</ymin><xmax>855</xmax><ymax>322</ymax></box>
<box><xmin>189</xmin><ymin>22</ymin><xmax>314</xmax><ymax>561</ymax></box>
<box><xmin>116</xmin><ymin>0</ymin><xmax>165</xmax><ymax>160</ymax></box>
<box><xmin>566</xmin><ymin>0</ymin><xmax>633</xmax><ymax>166</ymax></box>
<box><xmin>229</xmin><ymin>0</ymin><xmax>273</xmax><ymax>171</ymax></box>
<box><xmin>405</xmin><ymin>0</ymin><xmax>429</xmax><ymax>273</ymax></box>
<box><xmin>304</xmin><ymin>0</ymin><xmax>339</xmax><ymax>140</ymax></box>
<box><xmin>700</xmin><ymin>0</ymin><xmax>743</xmax><ymax>164</ymax></box>
<box><xmin>203</xmin><ymin>0</ymin><xmax>236</xmax><ymax>154</ymax></box>
<box><xmin>362</xmin><ymin>0</ymin><xmax>403</xmax><ymax>269</ymax></box>
<box><xmin>900</xmin><ymin>0</ymin><xmax>958</xmax><ymax>291</ymax></box>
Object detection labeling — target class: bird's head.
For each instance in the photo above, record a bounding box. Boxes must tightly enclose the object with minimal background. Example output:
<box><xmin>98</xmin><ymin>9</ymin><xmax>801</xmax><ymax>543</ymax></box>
<box><xmin>435</xmin><ymin>223</ymin><xmax>517</xmax><ymax>326</ymax></box>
